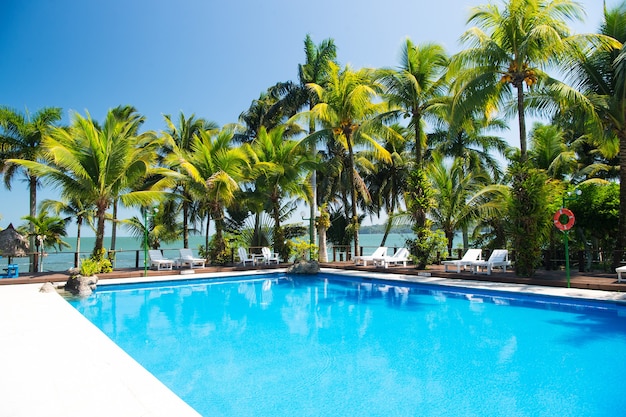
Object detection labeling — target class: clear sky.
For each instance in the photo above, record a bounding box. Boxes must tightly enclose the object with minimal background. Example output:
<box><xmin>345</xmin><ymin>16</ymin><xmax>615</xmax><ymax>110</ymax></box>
<box><xmin>0</xmin><ymin>0</ymin><xmax>616</xmax><ymax>236</ymax></box>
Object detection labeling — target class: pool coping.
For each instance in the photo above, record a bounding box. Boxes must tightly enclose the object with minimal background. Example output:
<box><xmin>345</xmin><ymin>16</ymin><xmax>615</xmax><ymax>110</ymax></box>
<box><xmin>1</xmin><ymin>268</ymin><xmax>624</xmax><ymax>417</ymax></box>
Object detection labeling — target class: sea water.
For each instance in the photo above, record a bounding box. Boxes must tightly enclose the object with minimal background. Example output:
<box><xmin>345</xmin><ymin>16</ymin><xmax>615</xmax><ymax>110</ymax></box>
<box><xmin>3</xmin><ymin>233</ymin><xmax>413</xmax><ymax>272</ymax></box>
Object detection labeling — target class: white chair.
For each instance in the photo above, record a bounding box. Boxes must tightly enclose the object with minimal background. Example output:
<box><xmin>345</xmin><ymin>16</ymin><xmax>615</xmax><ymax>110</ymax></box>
<box><xmin>373</xmin><ymin>248</ymin><xmax>410</xmax><ymax>268</ymax></box>
<box><xmin>148</xmin><ymin>250</ymin><xmax>174</xmax><ymax>271</ymax></box>
<box><xmin>237</xmin><ymin>247</ymin><xmax>256</xmax><ymax>266</ymax></box>
<box><xmin>442</xmin><ymin>249</ymin><xmax>483</xmax><ymax>273</ymax></box>
<box><xmin>177</xmin><ymin>248</ymin><xmax>205</xmax><ymax>269</ymax></box>
<box><xmin>261</xmin><ymin>247</ymin><xmax>281</xmax><ymax>265</ymax></box>
<box><xmin>354</xmin><ymin>247</ymin><xmax>388</xmax><ymax>266</ymax></box>
<box><xmin>615</xmin><ymin>265</ymin><xmax>626</xmax><ymax>283</ymax></box>
<box><xmin>470</xmin><ymin>249</ymin><xmax>511</xmax><ymax>275</ymax></box>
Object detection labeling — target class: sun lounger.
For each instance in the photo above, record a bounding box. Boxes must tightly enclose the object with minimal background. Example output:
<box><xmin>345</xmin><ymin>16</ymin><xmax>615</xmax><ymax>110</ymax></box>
<box><xmin>177</xmin><ymin>248</ymin><xmax>205</xmax><ymax>269</ymax></box>
<box><xmin>442</xmin><ymin>249</ymin><xmax>483</xmax><ymax>273</ymax></box>
<box><xmin>261</xmin><ymin>247</ymin><xmax>281</xmax><ymax>265</ymax></box>
<box><xmin>238</xmin><ymin>247</ymin><xmax>257</xmax><ymax>266</ymax></box>
<box><xmin>373</xmin><ymin>248</ymin><xmax>410</xmax><ymax>268</ymax></box>
<box><xmin>615</xmin><ymin>265</ymin><xmax>626</xmax><ymax>283</ymax></box>
<box><xmin>470</xmin><ymin>249</ymin><xmax>511</xmax><ymax>275</ymax></box>
<box><xmin>148</xmin><ymin>250</ymin><xmax>174</xmax><ymax>271</ymax></box>
<box><xmin>354</xmin><ymin>247</ymin><xmax>387</xmax><ymax>266</ymax></box>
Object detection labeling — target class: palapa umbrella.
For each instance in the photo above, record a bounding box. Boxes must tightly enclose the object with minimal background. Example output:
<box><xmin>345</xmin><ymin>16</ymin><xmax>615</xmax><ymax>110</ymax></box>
<box><xmin>0</xmin><ymin>223</ymin><xmax>30</xmax><ymax>264</ymax></box>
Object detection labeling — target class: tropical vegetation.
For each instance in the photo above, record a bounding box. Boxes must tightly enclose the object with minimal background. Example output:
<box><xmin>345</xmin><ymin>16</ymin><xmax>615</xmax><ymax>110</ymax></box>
<box><xmin>1</xmin><ymin>0</ymin><xmax>625</xmax><ymax>276</ymax></box>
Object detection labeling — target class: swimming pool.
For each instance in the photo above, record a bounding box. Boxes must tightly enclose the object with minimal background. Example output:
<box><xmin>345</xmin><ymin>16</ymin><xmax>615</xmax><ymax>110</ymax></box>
<box><xmin>69</xmin><ymin>272</ymin><xmax>626</xmax><ymax>417</ymax></box>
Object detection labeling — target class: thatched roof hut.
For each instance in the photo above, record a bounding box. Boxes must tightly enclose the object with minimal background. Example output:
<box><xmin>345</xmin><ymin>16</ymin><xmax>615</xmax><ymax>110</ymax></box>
<box><xmin>0</xmin><ymin>223</ymin><xmax>30</xmax><ymax>263</ymax></box>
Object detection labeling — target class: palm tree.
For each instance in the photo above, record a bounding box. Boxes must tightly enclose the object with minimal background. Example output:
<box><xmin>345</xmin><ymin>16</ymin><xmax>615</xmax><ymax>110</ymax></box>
<box><xmin>248</xmin><ymin>125</ymin><xmax>315</xmax><ymax>259</ymax></box>
<box><xmin>162</xmin><ymin>112</ymin><xmax>218</xmax><ymax>248</ymax></box>
<box><xmin>40</xmin><ymin>197</ymin><xmax>95</xmax><ymax>268</ymax></box>
<box><xmin>427</xmin><ymin>100</ymin><xmax>509</xmax><ymax>181</ymax></box>
<box><xmin>296</xmin><ymin>35</ymin><xmax>337</xmax><ymax>252</ymax></box>
<box><xmin>166</xmin><ymin>127</ymin><xmax>248</xmax><ymax>261</ymax></box>
<box><xmin>527</xmin><ymin>122</ymin><xmax>577</xmax><ymax>179</ymax></box>
<box><xmin>428</xmin><ymin>154</ymin><xmax>487</xmax><ymax>254</ymax></box>
<box><xmin>20</xmin><ymin>210</ymin><xmax>70</xmax><ymax>272</ymax></box>
<box><xmin>377</xmin><ymin>39</ymin><xmax>449</xmax><ymax>167</ymax></box>
<box><xmin>0</xmin><ymin>106</ymin><xmax>62</xmax><ymax>271</ymax></box>
<box><xmin>568</xmin><ymin>2</ymin><xmax>626</xmax><ymax>262</ymax></box>
<box><xmin>453</xmin><ymin>0</ymin><xmax>590</xmax><ymax>158</ymax></box>
<box><xmin>304</xmin><ymin>62</ymin><xmax>391</xmax><ymax>257</ymax></box>
<box><xmin>361</xmin><ymin>123</ymin><xmax>413</xmax><ymax>246</ymax></box>
<box><xmin>9</xmin><ymin>110</ymin><xmax>170</xmax><ymax>258</ymax></box>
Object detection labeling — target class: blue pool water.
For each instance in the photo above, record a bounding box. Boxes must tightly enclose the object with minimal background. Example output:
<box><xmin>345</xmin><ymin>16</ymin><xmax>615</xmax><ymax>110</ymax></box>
<box><xmin>68</xmin><ymin>273</ymin><xmax>626</xmax><ymax>417</ymax></box>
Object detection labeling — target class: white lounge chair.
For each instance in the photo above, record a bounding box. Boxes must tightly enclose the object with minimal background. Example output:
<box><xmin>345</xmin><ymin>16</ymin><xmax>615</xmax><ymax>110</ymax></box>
<box><xmin>148</xmin><ymin>250</ymin><xmax>174</xmax><ymax>271</ymax></box>
<box><xmin>354</xmin><ymin>247</ymin><xmax>387</xmax><ymax>266</ymax></box>
<box><xmin>238</xmin><ymin>247</ymin><xmax>257</xmax><ymax>266</ymax></box>
<box><xmin>615</xmin><ymin>265</ymin><xmax>626</xmax><ymax>283</ymax></box>
<box><xmin>374</xmin><ymin>247</ymin><xmax>410</xmax><ymax>268</ymax></box>
<box><xmin>470</xmin><ymin>249</ymin><xmax>511</xmax><ymax>275</ymax></box>
<box><xmin>442</xmin><ymin>249</ymin><xmax>483</xmax><ymax>273</ymax></box>
<box><xmin>177</xmin><ymin>248</ymin><xmax>205</xmax><ymax>269</ymax></box>
<box><xmin>261</xmin><ymin>247</ymin><xmax>281</xmax><ymax>265</ymax></box>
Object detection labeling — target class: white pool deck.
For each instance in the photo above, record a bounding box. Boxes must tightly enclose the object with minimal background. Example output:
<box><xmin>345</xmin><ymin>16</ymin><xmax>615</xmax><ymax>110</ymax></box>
<box><xmin>1</xmin><ymin>268</ymin><xmax>625</xmax><ymax>417</ymax></box>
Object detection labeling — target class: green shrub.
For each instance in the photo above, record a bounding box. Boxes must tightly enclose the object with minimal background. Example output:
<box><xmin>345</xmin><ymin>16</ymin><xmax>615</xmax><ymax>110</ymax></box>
<box><xmin>79</xmin><ymin>258</ymin><xmax>100</xmax><ymax>276</ymax></box>
<box><xmin>290</xmin><ymin>238</ymin><xmax>318</xmax><ymax>261</ymax></box>
<box><xmin>79</xmin><ymin>250</ymin><xmax>113</xmax><ymax>275</ymax></box>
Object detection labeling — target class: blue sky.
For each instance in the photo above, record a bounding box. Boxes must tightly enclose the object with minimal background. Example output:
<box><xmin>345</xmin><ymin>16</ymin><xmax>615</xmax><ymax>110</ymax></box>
<box><xmin>0</xmin><ymin>0</ymin><xmax>615</xmax><ymax>236</ymax></box>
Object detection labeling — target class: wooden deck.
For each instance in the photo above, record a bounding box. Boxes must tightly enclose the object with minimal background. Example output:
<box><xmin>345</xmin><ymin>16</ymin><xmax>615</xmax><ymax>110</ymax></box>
<box><xmin>1</xmin><ymin>261</ymin><xmax>624</xmax><ymax>292</ymax></box>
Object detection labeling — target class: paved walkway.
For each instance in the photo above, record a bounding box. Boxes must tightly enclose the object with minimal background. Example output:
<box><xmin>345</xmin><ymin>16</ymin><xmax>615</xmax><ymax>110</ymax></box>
<box><xmin>2</xmin><ymin>262</ymin><xmax>624</xmax><ymax>292</ymax></box>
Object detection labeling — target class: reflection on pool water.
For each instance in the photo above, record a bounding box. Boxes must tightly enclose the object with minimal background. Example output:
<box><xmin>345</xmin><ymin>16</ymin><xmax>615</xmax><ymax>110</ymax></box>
<box><xmin>69</xmin><ymin>273</ymin><xmax>626</xmax><ymax>417</ymax></box>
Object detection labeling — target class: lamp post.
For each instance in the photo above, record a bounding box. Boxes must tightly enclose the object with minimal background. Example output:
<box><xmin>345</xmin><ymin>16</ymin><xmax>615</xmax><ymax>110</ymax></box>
<box><xmin>144</xmin><ymin>206</ymin><xmax>158</xmax><ymax>277</ymax></box>
<box><xmin>557</xmin><ymin>189</ymin><xmax>582</xmax><ymax>288</ymax></box>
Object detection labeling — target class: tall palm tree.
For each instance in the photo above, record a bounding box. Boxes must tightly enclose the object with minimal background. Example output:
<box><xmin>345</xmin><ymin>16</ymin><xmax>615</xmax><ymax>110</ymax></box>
<box><xmin>166</xmin><ymin>127</ymin><xmax>248</xmax><ymax>260</ymax></box>
<box><xmin>162</xmin><ymin>112</ymin><xmax>218</xmax><ymax>248</ymax></box>
<box><xmin>297</xmin><ymin>35</ymin><xmax>337</xmax><ymax>251</ymax></box>
<box><xmin>20</xmin><ymin>210</ymin><xmax>70</xmax><ymax>272</ymax></box>
<box><xmin>361</xmin><ymin>123</ymin><xmax>413</xmax><ymax>246</ymax></box>
<box><xmin>0</xmin><ymin>106</ymin><xmax>62</xmax><ymax>271</ymax></box>
<box><xmin>428</xmin><ymin>154</ymin><xmax>487</xmax><ymax>254</ymax></box>
<box><xmin>40</xmin><ymin>197</ymin><xmax>95</xmax><ymax>268</ymax></box>
<box><xmin>568</xmin><ymin>2</ymin><xmax>626</xmax><ymax>262</ymax></box>
<box><xmin>377</xmin><ymin>39</ymin><xmax>449</xmax><ymax>168</ymax></box>
<box><xmin>9</xmin><ymin>110</ymin><xmax>171</xmax><ymax>258</ymax></box>
<box><xmin>109</xmin><ymin>105</ymin><xmax>147</xmax><ymax>252</ymax></box>
<box><xmin>304</xmin><ymin>62</ymin><xmax>391</xmax><ymax>256</ymax></box>
<box><xmin>453</xmin><ymin>0</ymin><xmax>589</xmax><ymax>158</ymax></box>
<box><xmin>248</xmin><ymin>125</ymin><xmax>315</xmax><ymax>259</ymax></box>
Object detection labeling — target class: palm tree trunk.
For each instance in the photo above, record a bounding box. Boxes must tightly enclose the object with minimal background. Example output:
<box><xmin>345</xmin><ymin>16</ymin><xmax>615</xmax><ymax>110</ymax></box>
<box><xmin>183</xmin><ymin>195</ymin><xmax>189</xmax><ymax>248</ymax></box>
<box><xmin>462</xmin><ymin>227</ymin><xmax>469</xmax><ymax>252</ymax></box>
<box><xmin>318</xmin><ymin>225</ymin><xmax>328</xmax><ymax>262</ymax></box>
<box><xmin>75</xmin><ymin>216</ymin><xmax>83</xmax><ymax>268</ymax></box>
<box><xmin>446</xmin><ymin>230</ymin><xmax>454</xmax><ymax>256</ymax></box>
<box><xmin>346</xmin><ymin>138</ymin><xmax>359</xmax><ymax>258</ymax></box>
<box><xmin>110</xmin><ymin>199</ymin><xmax>118</xmax><ymax>251</ymax></box>
<box><xmin>516</xmin><ymin>83</ymin><xmax>527</xmax><ymax>158</ymax></box>
<box><xmin>614</xmin><ymin>131</ymin><xmax>626</xmax><ymax>266</ymax></box>
<box><xmin>414</xmin><ymin>112</ymin><xmax>423</xmax><ymax>168</ymax></box>
<box><xmin>380</xmin><ymin>197</ymin><xmax>397</xmax><ymax>246</ymax></box>
<box><xmin>205</xmin><ymin>215</ymin><xmax>210</xmax><ymax>253</ymax></box>
<box><xmin>271</xmin><ymin>195</ymin><xmax>283</xmax><ymax>256</ymax></box>
<box><xmin>94</xmin><ymin>204</ymin><xmax>107</xmax><ymax>258</ymax></box>
<box><xmin>29</xmin><ymin>175</ymin><xmax>37</xmax><ymax>273</ymax></box>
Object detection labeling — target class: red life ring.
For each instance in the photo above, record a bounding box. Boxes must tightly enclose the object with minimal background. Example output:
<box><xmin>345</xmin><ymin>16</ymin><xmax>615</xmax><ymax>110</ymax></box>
<box><xmin>553</xmin><ymin>208</ymin><xmax>575</xmax><ymax>231</ymax></box>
